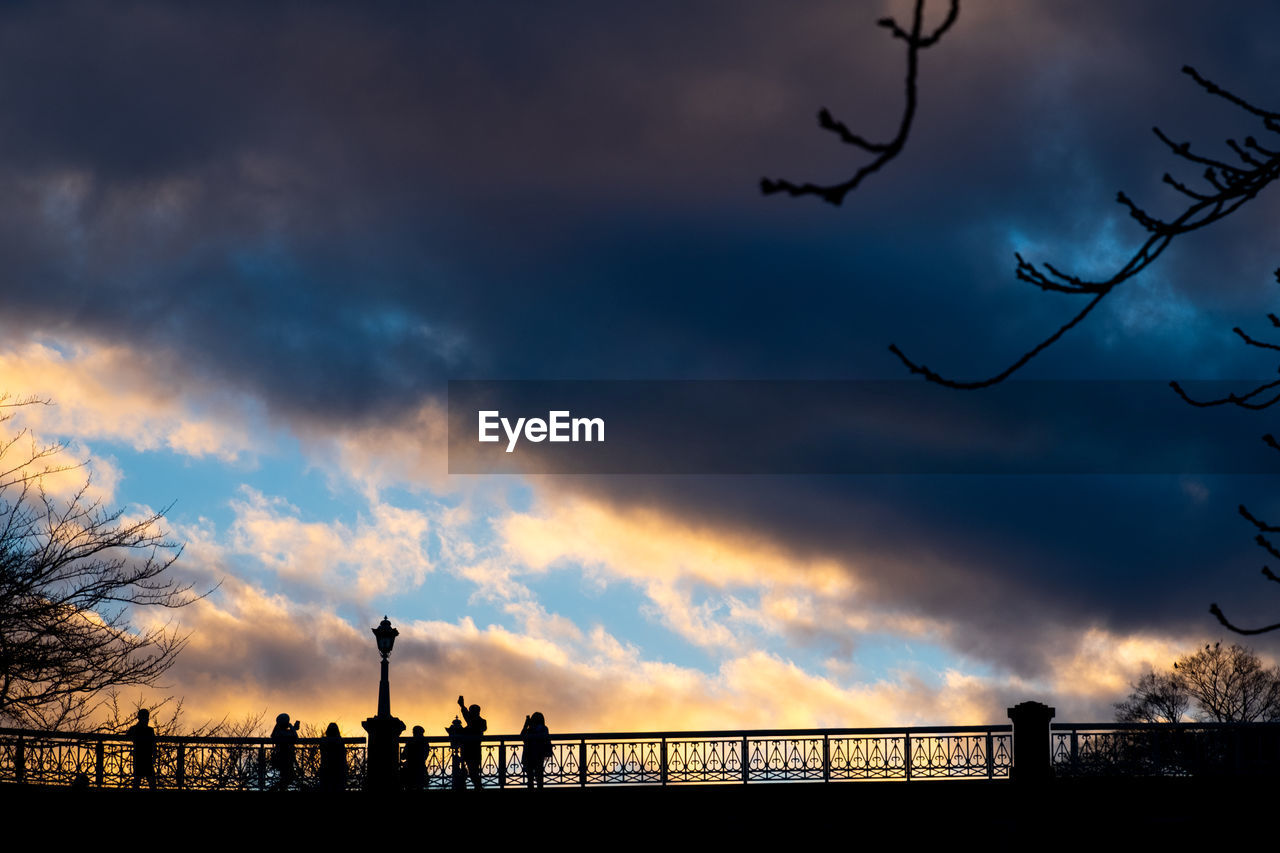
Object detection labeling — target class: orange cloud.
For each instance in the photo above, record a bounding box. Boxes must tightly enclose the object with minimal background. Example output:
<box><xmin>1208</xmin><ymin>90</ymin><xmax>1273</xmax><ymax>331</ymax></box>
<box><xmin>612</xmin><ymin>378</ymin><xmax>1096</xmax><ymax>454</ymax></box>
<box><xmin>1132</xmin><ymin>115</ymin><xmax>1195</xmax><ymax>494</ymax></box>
<box><xmin>1</xmin><ymin>338</ymin><xmax>261</xmax><ymax>461</ymax></box>
<box><xmin>497</xmin><ymin>493</ymin><xmax>932</xmax><ymax>655</ymax></box>
<box><xmin>117</xmin><ymin>491</ymin><xmax>1222</xmax><ymax>736</ymax></box>
<box><xmin>141</xmin><ymin>576</ymin><xmax>1022</xmax><ymax>734</ymax></box>
<box><xmin>225</xmin><ymin>487</ymin><xmax>439</xmax><ymax>597</ymax></box>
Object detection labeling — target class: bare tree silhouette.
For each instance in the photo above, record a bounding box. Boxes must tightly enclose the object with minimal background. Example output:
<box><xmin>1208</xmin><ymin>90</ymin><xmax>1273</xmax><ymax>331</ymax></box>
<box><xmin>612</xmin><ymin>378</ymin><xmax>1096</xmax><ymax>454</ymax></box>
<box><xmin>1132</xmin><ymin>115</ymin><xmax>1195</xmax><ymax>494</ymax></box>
<box><xmin>1115</xmin><ymin>670</ymin><xmax>1192</xmax><ymax>724</ymax></box>
<box><xmin>1115</xmin><ymin>643</ymin><xmax>1280</xmax><ymax>722</ymax></box>
<box><xmin>0</xmin><ymin>393</ymin><xmax>203</xmax><ymax>728</ymax></box>
<box><xmin>1175</xmin><ymin>642</ymin><xmax>1280</xmax><ymax>721</ymax></box>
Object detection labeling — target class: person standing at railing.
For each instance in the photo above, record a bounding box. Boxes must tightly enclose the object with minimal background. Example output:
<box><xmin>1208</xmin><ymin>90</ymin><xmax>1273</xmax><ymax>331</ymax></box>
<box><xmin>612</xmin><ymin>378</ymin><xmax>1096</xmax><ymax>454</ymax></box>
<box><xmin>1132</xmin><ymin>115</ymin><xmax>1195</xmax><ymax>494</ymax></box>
<box><xmin>126</xmin><ymin>709</ymin><xmax>157</xmax><ymax>790</ymax></box>
<box><xmin>520</xmin><ymin>711</ymin><xmax>551</xmax><ymax>789</ymax></box>
<box><xmin>270</xmin><ymin>712</ymin><xmax>301</xmax><ymax>790</ymax></box>
<box><xmin>319</xmin><ymin>722</ymin><xmax>347</xmax><ymax>792</ymax></box>
<box><xmin>446</xmin><ymin>715</ymin><xmax>467</xmax><ymax>789</ymax></box>
<box><xmin>402</xmin><ymin>725</ymin><xmax>428</xmax><ymax>790</ymax></box>
<box><xmin>457</xmin><ymin>695</ymin><xmax>487</xmax><ymax>789</ymax></box>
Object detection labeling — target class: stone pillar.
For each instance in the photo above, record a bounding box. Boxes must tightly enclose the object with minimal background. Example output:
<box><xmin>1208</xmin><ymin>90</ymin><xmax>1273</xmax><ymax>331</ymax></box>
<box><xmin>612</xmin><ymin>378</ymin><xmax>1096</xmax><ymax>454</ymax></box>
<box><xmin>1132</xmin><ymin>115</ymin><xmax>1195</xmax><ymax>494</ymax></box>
<box><xmin>363</xmin><ymin>713</ymin><xmax>406</xmax><ymax>792</ymax></box>
<box><xmin>1007</xmin><ymin>700</ymin><xmax>1055</xmax><ymax>782</ymax></box>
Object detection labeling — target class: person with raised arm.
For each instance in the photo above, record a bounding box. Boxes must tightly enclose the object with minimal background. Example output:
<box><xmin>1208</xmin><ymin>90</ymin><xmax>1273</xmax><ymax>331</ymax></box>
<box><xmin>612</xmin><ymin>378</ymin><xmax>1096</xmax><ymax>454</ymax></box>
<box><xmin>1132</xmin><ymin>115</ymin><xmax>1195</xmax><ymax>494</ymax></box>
<box><xmin>456</xmin><ymin>695</ymin><xmax>487</xmax><ymax>789</ymax></box>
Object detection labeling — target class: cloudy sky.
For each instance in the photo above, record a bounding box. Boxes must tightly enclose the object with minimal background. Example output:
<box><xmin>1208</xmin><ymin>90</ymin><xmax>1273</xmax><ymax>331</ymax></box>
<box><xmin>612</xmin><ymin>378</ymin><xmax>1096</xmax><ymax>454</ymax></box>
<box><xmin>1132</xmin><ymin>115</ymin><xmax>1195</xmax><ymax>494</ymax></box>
<box><xmin>5</xmin><ymin>0</ymin><xmax>1280</xmax><ymax>735</ymax></box>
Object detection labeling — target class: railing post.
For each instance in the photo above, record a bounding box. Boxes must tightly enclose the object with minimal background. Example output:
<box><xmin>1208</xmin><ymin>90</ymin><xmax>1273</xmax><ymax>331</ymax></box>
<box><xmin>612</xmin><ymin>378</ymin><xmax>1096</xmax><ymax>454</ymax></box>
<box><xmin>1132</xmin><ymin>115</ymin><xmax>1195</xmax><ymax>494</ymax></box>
<box><xmin>578</xmin><ymin>739</ymin><xmax>587</xmax><ymax>787</ymax></box>
<box><xmin>1007</xmin><ymin>700</ymin><xmax>1056</xmax><ymax>783</ymax></box>
<box><xmin>741</xmin><ymin>736</ymin><xmax>749</xmax><ymax>784</ymax></box>
<box><xmin>1069</xmin><ymin>729</ymin><xmax>1078</xmax><ymax>770</ymax></box>
<box><xmin>177</xmin><ymin>743</ymin><xmax>186</xmax><ymax>789</ymax></box>
<box><xmin>15</xmin><ymin>735</ymin><xmax>25</xmax><ymax>784</ymax></box>
<box><xmin>258</xmin><ymin>744</ymin><xmax>267</xmax><ymax>790</ymax></box>
<box><xmin>985</xmin><ymin>731</ymin><xmax>994</xmax><ymax>779</ymax></box>
<box><xmin>903</xmin><ymin>733</ymin><xmax>912</xmax><ymax>781</ymax></box>
<box><xmin>823</xmin><ymin>735</ymin><xmax>830</xmax><ymax>782</ymax></box>
<box><xmin>499</xmin><ymin>740</ymin><xmax>507</xmax><ymax>788</ymax></box>
<box><xmin>95</xmin><ymin>738</ymin><xmax>105</xmax><ymax>787</ymax></box>
<box><xmin>660</xmin><ymin>738</ymin><xmax>668</xmax><ymax>786</ymax></box>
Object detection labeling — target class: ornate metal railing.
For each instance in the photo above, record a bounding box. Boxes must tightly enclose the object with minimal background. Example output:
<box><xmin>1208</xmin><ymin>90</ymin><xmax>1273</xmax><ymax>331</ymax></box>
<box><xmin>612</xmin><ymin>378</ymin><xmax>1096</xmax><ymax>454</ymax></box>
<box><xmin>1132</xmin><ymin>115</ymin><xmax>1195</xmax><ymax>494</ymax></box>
<box><xmin>0</xmin><ymin>728</ymin><xmax>367</xmax><ymax>790</ymax></box>
<box><xmin>21</xmin><ymin>717</ymin><xmax>1280</xmax><ymax>788</ymax></box>
<box><xmin>0</xmin><ymin>724</ymin><xmax>1010</xmax><ymax>789</ymax></box>
<box><xmin>415</xmin><ymin>724</ymin><xmax>1012</xmax><ymax>789</ymax></box>
<box><xmin>1051</xmin><ymin>722</ymin><xmax>1280</xmax><ymax>777</ymax></box>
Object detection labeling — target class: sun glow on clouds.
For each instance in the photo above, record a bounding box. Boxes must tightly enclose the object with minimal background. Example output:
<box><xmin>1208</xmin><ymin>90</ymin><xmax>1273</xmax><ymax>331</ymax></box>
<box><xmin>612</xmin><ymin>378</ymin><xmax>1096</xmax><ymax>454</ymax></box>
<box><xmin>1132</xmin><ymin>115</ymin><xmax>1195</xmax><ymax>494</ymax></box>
<box><xmin>127</xmin><ymin>527</ymin><xmax>1207</xmax><ymax>733</ymax></box>
<box><xmin>227</xmin><ymin>487</ymin><xmax>438</xmax><ymax>598</ymax></box>
<box><xmin>295</xmin><ymin>399</ymin><xmax>452</xmax><ymax>498</ymax></box>
<box><xmin>498</xmin><ymin>495</ymin><xmax>933</xmax><ymax>655</ymax></box>
<box><xmin>152</xmin><ymin>466</ymin><xmax>1027</xmax><ymax>731</ymax></box>
<box><xmin>2</xmin><ymin>333</ymin><xmax>1225</xmax><ymax>732</ymax></box>
<box><xmin>1043</xmin><ymin>627</ymin><xmax>1186</xmax><ymax>710</ymax></box>
<box><xmin>155</xmin><ymin>564</ymin><xmax>1013</xmax><ymax>733</ymax></box>
<box><xmin>0</xmin><ymin>338</ymin><xmax>262</xmax><ymax>461</ymax></box>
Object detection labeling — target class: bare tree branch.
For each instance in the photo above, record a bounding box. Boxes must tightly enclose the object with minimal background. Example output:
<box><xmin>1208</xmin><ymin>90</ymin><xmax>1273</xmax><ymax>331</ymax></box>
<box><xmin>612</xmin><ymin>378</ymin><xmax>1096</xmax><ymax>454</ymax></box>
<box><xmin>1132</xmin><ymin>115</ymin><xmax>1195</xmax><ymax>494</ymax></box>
<box><xmin>1159</xmin><ymin>270</ymin><xmax>1280</xmax><ymax>635</ymax></box>
<box><xmin>1170</xmin><ymin>270</ymin><xmax>1280</xmax><ymax>414</ymax></box>
<box><xmin>761</xmin><ymin>0</ymin><xmax>959</xmax><ymax>206</ymax></box>
<box><xmin>888</xmin><ymin>67</ymin><xmax>1280</xmax><ymax>388</ymax></box>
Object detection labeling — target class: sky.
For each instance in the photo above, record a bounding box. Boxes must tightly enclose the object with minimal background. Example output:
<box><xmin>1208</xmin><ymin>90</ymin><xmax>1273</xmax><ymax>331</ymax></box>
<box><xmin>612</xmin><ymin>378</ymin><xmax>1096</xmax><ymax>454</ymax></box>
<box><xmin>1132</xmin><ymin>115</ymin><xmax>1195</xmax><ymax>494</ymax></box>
<box><xmin>4</xmin><ymin>0</ymin><xmax>1280</xmax><ymax>736</ymax></box>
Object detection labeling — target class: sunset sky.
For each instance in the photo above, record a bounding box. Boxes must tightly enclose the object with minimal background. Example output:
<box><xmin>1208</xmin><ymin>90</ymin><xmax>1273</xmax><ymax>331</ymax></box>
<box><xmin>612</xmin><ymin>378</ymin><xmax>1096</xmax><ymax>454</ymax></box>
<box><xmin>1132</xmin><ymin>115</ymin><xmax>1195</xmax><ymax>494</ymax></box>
<box><xmin>4</xmin><ymin>0</ymin><xmax>1280</xmax><ymax>736</ymax></box>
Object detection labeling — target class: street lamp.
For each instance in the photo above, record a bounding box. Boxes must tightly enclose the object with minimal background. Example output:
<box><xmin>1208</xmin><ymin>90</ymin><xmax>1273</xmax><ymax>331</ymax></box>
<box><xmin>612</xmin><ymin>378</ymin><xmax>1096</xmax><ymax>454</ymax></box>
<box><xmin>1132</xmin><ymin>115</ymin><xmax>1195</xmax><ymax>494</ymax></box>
<box><xmin>362</xmin><ymin>616</ymin><xmax>406</xmax><ymax>792</ymax></box>
<box><xmin>372</xmin><ymin>617</ymin><xmax>399</xmax><ymax>716</ymax></box>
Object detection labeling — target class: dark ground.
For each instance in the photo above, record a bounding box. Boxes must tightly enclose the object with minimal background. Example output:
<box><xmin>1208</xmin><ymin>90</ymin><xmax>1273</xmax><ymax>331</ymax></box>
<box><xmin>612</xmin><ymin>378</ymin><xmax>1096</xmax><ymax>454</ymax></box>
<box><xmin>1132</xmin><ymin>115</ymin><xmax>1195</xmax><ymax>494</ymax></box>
<box><xmin>4</xmin><ymin>777</ymin><xmax>1274</xmax><ymax>842</ymax></box>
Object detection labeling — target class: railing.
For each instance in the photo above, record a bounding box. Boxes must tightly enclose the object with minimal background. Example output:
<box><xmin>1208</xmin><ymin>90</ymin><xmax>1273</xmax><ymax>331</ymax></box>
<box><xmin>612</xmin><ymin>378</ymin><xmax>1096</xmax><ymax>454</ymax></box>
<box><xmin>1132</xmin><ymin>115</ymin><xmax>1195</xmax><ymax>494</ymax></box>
<box><xmin>0</xmin><ymin>722</ymin><xmax>1008</xmax><ymax>788</ymax></box>
<box><xmin>1051</xmin><ymin>722</ymin><xmax>1280</xmax><ymax>777</ymax></box>
<box><xmin>0</xmin><ymin>728</ymin><xmax>367</xmax><ymax>790</ymax></box>
<box><xmin>424</xmin><ymin>725</ymin><xmax>1012</xmax><ymax>789</ymax></box>
<box><xmin>16</xmin><ymin>712</ymin><xmax>1280</xmax><ymax>790</ymax></box>
<box><xmin>0</xmin><ymin>724</ymin><xmax>1010</xmax><ymax>790</ymax></box>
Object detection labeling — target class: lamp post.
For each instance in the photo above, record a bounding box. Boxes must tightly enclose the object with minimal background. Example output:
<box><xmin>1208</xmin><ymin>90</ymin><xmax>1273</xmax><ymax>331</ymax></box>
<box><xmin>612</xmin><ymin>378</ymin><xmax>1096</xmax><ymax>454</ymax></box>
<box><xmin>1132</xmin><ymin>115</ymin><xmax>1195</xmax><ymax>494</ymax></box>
<box><xmin>362</xmin><ymin>616</ymin><xmax>406</xmax><ymax>792</ymax></box>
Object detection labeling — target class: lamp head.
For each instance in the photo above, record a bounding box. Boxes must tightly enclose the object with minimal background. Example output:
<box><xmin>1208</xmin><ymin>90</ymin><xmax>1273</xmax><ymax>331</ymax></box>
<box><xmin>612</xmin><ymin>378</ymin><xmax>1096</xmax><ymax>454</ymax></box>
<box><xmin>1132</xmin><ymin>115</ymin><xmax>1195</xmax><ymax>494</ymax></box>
<box><xmin>372</xmin><ymin>616</ymin><xmax>399</xmax><ymax>658</ymax></box>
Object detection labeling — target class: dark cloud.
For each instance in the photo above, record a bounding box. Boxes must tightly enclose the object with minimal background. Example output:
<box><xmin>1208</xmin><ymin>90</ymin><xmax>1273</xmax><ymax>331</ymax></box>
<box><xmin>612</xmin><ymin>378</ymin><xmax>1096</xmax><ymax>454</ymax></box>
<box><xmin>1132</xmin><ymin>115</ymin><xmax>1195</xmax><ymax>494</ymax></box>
<box><xmin>4</xmin><ymin>2</ymin><xmax>1277</xmax><ymax>397</ymax></box>
<box><xmin>541</xmin><ymin>472</ymin><xmax>1280</xmax><ymax>676</ymax></box>
<box><xmin>5</xmin><ymin>1</ymin><xmax>1280</xmax><ymax>684</ymax></box>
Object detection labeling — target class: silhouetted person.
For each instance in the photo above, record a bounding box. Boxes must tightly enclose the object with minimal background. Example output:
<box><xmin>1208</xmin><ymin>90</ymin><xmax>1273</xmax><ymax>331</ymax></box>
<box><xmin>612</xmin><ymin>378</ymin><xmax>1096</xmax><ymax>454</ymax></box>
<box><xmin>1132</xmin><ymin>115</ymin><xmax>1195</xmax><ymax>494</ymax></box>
<box><xmin>401</xmin><ymin>725</ymin><xmax>428</xmax><ymax>790</ymax></box>
<box><xmin>456</xmin><ymin>694</ymin><xmax>486</xmax><ymax>789</ymax></box>
<box><xmin>520</xmin><ymin>711</ymin><xmax>551</xmax><ymax>789</ymax></box>
<box><xmin>270</xmin><ymin>712</ymin><xmax>300</xmax><ymax>790</ymax></box>
<box><xmin>319</xmin><ymin>722</ymin><xmax>347</xmax><ymax>792</ymax></box>
<box><xmin>126</xmin><ymin>708</ymin><xmax>157</xmax><ymax>790</ymax></box>
<box><xmin>445</xmin><ymin>715</ymin><xmax>467</xmax><ymax>790</ymax></box>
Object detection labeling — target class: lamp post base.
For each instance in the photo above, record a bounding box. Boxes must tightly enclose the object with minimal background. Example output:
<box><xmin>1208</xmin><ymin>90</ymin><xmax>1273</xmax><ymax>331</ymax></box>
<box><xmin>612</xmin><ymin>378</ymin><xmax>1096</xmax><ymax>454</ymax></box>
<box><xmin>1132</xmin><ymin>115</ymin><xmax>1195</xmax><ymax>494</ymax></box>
<box><xmin>362</xmin><ymin>714</ymin><xmax>406</xmax><ymax>792</ymax></box>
